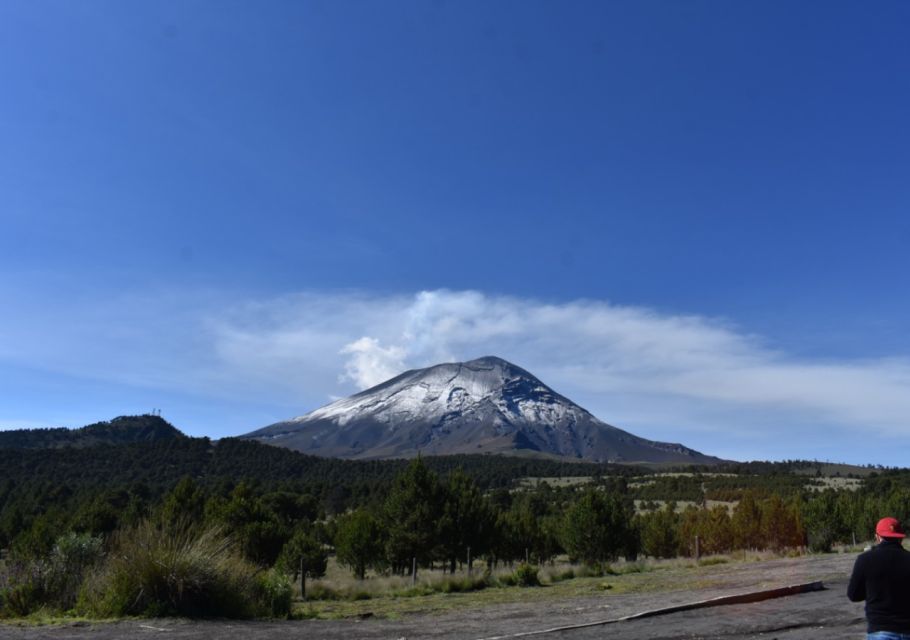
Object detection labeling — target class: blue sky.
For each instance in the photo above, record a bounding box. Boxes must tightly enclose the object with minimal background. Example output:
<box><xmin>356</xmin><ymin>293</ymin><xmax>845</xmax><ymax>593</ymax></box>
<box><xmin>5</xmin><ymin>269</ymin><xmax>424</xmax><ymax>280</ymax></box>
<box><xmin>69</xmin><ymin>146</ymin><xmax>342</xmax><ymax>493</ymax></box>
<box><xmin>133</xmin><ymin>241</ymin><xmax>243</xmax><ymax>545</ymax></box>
<box><xmin>1</xmin><ymin>1</ymin><xmax>909</xmax><ymax>465</ymax></box>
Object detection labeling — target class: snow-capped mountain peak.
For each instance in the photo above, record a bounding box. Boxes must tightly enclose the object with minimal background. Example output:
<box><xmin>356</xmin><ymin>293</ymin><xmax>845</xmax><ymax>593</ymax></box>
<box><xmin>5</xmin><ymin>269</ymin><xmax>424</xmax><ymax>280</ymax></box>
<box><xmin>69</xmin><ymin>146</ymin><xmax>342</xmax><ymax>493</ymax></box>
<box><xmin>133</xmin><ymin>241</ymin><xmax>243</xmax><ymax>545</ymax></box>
<box><xmin>242</xmin><ymin>356</ymin><xmax>719</xmax><ymax>464</ymax></box>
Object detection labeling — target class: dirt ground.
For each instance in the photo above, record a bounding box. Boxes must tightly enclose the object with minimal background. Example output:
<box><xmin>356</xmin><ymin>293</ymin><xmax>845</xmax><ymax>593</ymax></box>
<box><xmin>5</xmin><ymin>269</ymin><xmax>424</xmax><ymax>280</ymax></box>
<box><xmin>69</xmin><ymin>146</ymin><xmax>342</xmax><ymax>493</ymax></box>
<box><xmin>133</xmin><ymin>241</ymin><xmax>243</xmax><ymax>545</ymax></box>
<box><xmin>0</xmin><ymin>553</ymin><xmax>867</xmax><ymax>640</ymax></box>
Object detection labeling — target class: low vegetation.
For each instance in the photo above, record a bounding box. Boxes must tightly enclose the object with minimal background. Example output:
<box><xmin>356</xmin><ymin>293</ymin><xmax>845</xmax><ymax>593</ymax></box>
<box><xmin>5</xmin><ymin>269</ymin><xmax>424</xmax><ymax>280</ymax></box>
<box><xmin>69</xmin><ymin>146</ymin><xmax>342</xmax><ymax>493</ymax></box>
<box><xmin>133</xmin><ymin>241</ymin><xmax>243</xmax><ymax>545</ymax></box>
<box><xmin>1</xmin><ymin>521</ymin><xmax>292</xmax><ymax>620</ymax></box>
<box><xmin>78</xmin><ymin>520</ymin><xmax>288</xmax><ymax>618</ymax></box>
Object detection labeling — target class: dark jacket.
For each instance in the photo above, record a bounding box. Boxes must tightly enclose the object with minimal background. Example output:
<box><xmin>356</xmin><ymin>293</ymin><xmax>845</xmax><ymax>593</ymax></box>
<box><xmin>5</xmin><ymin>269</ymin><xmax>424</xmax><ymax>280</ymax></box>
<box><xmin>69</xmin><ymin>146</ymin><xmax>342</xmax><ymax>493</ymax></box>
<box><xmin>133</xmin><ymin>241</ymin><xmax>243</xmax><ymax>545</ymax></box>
<box><xmin>848</xmin><ymin>539</ymin><xmax>910</xmax><ymax>633</ymax></box>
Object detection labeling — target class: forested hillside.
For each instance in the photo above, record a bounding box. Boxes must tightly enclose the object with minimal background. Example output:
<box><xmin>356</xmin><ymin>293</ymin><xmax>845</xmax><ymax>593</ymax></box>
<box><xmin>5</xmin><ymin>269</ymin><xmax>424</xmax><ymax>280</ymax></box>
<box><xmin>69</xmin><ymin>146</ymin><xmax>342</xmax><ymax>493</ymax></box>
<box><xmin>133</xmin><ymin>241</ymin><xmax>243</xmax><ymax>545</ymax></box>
<box><xmin>0</xmin><ymin>418</ymin><xmax>637</xmax><ymax>550</ymax></box>
<box><xmin>0</xmin><ymin>415</ymin><xmax>184</xmax><ymax>449</ymax></box>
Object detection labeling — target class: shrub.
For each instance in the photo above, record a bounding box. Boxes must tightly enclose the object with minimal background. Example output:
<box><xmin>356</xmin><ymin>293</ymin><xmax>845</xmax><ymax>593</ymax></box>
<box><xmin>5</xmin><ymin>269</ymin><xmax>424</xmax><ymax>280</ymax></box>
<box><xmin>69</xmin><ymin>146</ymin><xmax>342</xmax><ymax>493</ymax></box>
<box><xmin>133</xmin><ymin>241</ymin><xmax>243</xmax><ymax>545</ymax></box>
<box><xmin>254</xmin><ymin>569</ymin><xmax>292</xmax><ymax>618</ymax></box>
<box><xmin>612</xmin><ymin>561</ymin><xmax>648</xmax><ymax>574</ymax></box>
<box><xmin>437</xmin><ymin>574</ymin><xmax>488</xmax><ymax>594</ymax></box>
<box><xmin>0</xmin><ymin>560</ymin><xmax>46</xmax><ymax>617</ymax></box>
<box><xmin>306</xmin><ymin>582</ymin><xmax>375</xmax><ymax>601</ymax></box>
<box><xmin>47</xmin><ymin>532</ymin><xmax>104</xmax><ymax>610</ymax></box>
<box><xmin>807</xmin><ymin>528</ymin><xmax>836</xmax><ymax>554</ymax></box>
<box><xmin>545</xmin><ymin>567</ymin><xmax>576</xmax><ymax>583</ymax></box>
<box><xmin>513</xmin><ymin>563</ymin><xmax>540</xmax><ymax>587</ymax></box>
<box><xmin>394</xmin><ymin>585</ymin><xmax>435</xmax><ymax>597</ymax></box>
<box><xmin>497</xmin><ymin>572</ymin><xmax>517</xmax><ymax>587</ymax></box>
<box><xmin>0</xmin><ymin>532</ymin><xmax>104</xmax><ymax>616</ymax></box>
<box><xmin>305</xmin><ymin>583</ymin><xmax>342</xmax><ymax>600</ymax></box>
<box><xmin>78</xmin><ymin>520</ymin><xmax>272</xmax><ymax>618</ymax></box>
<box><xmin>579</xmin><ymin>562</ymin><xmax>607</xmax><ymax>577</ymax></box>
<box><xmin>1</xmin><ymin>581</ymin><xmax>42</xmax><ymax>618</ymax></box>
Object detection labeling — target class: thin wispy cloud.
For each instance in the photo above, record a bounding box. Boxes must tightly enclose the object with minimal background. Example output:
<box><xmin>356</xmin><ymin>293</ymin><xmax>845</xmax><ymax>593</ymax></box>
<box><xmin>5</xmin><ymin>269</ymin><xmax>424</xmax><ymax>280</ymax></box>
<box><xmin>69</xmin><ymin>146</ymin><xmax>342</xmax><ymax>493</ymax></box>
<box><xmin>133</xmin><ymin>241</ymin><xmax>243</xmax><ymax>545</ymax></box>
<box><xmin>2</xmin><ymin>287</ymin><xmax>909</xmax><ymax>458</ymax></box>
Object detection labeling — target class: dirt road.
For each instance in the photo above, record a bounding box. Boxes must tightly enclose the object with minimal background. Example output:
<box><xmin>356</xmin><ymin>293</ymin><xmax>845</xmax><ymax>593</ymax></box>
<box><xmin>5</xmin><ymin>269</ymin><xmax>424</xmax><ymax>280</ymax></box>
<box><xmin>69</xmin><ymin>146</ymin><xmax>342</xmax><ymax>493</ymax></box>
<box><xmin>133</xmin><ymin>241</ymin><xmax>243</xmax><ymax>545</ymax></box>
<box><xmin>0</xmin><ymin>553</ymin><xmax>866</xmax><ymax>640</ymax></box>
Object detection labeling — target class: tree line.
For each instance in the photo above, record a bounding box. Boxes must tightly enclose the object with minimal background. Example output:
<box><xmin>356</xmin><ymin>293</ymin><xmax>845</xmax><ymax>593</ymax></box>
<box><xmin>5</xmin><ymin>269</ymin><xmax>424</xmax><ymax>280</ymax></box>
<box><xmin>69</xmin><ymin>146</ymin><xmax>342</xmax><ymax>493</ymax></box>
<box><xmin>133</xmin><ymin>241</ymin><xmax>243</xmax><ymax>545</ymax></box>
<box><xmin>4</xmin><ymin>429</ymin><xmax>910</xmax><ymax>581</ymax></box>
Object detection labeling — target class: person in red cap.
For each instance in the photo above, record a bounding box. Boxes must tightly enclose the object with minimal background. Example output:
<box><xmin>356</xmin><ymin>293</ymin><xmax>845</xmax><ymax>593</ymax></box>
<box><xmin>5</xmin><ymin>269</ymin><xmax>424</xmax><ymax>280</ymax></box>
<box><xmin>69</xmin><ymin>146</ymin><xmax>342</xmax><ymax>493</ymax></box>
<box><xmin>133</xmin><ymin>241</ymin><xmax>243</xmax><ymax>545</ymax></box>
<box><xmin>848</xmin><ymin>517</ymin><xmax>910</xmax><ymax>639</ymax></box>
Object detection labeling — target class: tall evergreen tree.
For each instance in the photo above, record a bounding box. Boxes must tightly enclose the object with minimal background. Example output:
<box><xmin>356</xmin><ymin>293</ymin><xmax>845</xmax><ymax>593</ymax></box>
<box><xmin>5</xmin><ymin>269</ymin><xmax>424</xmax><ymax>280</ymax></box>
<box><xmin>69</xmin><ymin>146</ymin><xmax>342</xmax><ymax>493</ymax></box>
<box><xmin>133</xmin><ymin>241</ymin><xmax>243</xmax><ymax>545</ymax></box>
<box><xmin>278</xmin><ymin>526</ymin><xmax>327</xmax><ymax>598</ymax></box>
<box><xmin>639</xmin><ymin>502</ymin><xmax>680</xmax><ymax>559</ymax></box>
<box><xmin>438</xmin><ymin>469</ymin><xmax>494</xmax><ymax>572</ymax></box>
<box><xmin>383</xmin><ymin>458</ymin><xmax>444</xmax><ymax>573</ymax></box>
<box><xmin>562</xmin><ymin>489</ymin><xmax>633</xmax><ymax>565</ymax></box>
<box><xmin>158</xmin><ymin>476</ymin><xmax>206</xmax><ymax>526</ymax></box>
<box><xmin>732</xmin><ymin>490</ymin><xmax>763</xmax><ymax>550</ymax></box>
<box><xmin>334</xmin><ymin>509</ymin><xmax>386</xmax><ymax>579</ymax></box>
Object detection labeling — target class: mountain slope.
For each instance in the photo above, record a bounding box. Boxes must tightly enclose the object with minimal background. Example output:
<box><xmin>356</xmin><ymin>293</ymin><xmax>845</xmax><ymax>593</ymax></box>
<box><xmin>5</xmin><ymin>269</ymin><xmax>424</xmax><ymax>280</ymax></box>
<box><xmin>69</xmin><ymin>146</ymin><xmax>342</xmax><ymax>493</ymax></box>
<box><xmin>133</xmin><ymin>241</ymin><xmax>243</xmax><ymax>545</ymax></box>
<box><xmin>243</xmin><ymin>356</ymin><xmax>721</xmax><ymax>464</ymax></box>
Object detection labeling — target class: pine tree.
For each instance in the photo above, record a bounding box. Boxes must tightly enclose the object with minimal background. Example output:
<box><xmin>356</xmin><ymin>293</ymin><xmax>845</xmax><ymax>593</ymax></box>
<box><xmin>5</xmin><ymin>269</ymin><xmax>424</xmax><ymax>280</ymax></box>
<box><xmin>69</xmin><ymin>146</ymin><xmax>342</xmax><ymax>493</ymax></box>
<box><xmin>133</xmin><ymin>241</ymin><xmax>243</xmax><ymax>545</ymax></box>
<box><xmin>562</xmin><ymin>489</ymin><xmax>633</xmax><ymax>566</ymax></box>
<box><xmin>158</xmin><ymin>476</ymin><xmax>205</xmax><ymax>526</ymax></box>
<box><xmin>639</xmin><ymin>502</ymin><xmax>679</xmax><ymax>559</ymax></box>
<box><xmin>438</xmin><ymin>469</ymin><xmax>494</xmax><ymax>572</ymax></box>
<box><xmin>732</xmin><ymin>490</ymin><xmax>763</xmax><ymax>550</ymax></box>
<box><xmin>334</xmin><ymin>509</ymin><xmax>385</xmax><ymax>579</ymax></box>
<box><xmin>278</xmin><ymin>526</ymin><xmax>327</xmax><ymax>597</ymax></box>
<box><xmin>383</xmin><ymin>458</ymin><xmax>444</xmax><ymax>574</ymax></box>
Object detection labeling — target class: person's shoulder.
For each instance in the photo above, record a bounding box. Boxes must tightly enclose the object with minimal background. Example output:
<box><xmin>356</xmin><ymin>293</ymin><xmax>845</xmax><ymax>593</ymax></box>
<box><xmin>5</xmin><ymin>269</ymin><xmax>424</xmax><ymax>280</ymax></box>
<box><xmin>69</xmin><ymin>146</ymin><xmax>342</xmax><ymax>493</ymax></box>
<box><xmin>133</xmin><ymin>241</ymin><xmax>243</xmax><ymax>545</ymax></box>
<box><xmin>868</xmin><ymin>541</ymin><xmax>910</xmax><ymax>558</ymax></box>
<box><xmin>854</xmin><ymin>548</ymin><xmax>873</xmax><ymax>563</ymax></box>
<box><xmin>878</xmin><ymin>541</ymin><xmax>908</xmax><ymax>551</ymax></box>
<box><xmin>854</xmin><ymin>545</ymin><xmax>888</xmax><ymax>562</ymax></box>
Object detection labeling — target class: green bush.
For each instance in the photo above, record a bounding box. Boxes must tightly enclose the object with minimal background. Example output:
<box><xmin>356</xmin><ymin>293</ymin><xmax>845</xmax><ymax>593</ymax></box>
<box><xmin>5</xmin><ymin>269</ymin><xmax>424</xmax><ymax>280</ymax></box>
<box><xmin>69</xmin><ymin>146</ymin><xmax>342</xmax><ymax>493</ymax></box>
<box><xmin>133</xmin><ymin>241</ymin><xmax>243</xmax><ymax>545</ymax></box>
<box><xmin>1</xmin><ymin>581</ymin><xmax>41</xmax><ymax>617</ymax></box>
<box><xmin>394</xmin><ymin>585</ymin><xmax>434</xmax><ymax>597</ymax></box>
<box><xmin>611</xmin><ymin>561</ymin><xmax>648</xmax><ymax>574</ymax></box>
<box><xmin>0</xmin><ymin>560</ymin><xmax>44</xmax><ymax>617</ymax></box>
<box><xmin>512</xmin><ymin>563</ymin><xmax>540</xmax><ymax>587</ymax></box>
<box><xmin>47</xmin><ymin>532</ymin><xmax>104</xmax><ymax>610</ymax></box>
<box><xmin>305</xmin><ymin>583</ymin><xmax>342</xmax><ymax>600</ymax></box>
<box><xmin>77</xmin><ymin>520</ymin><xmax>273</xmax><ymax>618</ymax></box>
<box><xmin>545</xmin><ymin>567</ymin><xmax>577</xmax><ymax>583</ymax></box>
<box><xmin>254</xmin><ymin>569</ymin><xmax>292</xmax><ymax>618</ymax></box>
<box><xmin>0</xmin><ymin>532</ymin><xmax>104</xmax><ymax>617</ymax></box>
<box><xmin>497</xmin><ymin>572</ymin><xmax>517</xmax><ymax>587</ymax></box>
<box><xmin>807</xmin><ymin>528</ymin><xmax>836</xmax><ymax>553</ymax></box>
<box><xmin>579</xmin><ymin>562</ymin><xmax>607</xmax><ymax>577</ymax></box>
<box><xmin>438</xmin><ymin>574</ymin><xmax>488</xmax><ymax>593</ymax></box>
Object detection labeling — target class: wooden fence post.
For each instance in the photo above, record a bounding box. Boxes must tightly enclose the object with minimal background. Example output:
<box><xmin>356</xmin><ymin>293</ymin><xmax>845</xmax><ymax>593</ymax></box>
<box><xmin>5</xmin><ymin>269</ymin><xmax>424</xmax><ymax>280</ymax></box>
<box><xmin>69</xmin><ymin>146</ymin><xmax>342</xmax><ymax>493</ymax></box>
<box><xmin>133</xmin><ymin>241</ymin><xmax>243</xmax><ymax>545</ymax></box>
<box><xmin>300</xmin><ymin>556</ymin><xmax>306</xmax><ymax>601</ymax></box>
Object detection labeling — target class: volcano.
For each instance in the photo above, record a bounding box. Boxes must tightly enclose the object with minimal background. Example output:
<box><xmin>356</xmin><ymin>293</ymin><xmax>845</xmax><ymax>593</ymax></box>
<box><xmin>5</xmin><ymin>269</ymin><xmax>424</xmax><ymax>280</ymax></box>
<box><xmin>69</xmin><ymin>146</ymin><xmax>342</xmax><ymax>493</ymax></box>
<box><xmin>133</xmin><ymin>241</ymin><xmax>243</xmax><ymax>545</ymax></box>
<box><xmin>242</xmin><ymin>356</ymin><xmax>720</xmax><ymax>464</ymax></box>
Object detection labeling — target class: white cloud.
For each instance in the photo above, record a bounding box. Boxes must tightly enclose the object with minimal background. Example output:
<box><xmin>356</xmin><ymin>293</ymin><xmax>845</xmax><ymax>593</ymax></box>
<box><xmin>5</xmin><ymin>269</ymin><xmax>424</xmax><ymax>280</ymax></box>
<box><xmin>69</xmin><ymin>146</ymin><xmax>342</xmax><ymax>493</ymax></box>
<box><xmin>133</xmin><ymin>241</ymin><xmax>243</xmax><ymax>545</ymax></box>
<box><xmin>2</xmin><ymin>285</ymin><xmax>909</xmax><ymax>457</ymax></box>
<box><xmin>340</xmin><ymin>337</ymin><xmax>407</xmax><ymax>388</ymax></box>
<box><xmin>199</xmin><ymin>289</ymin><xmax>910</xmax><ymax>437</ymax></box>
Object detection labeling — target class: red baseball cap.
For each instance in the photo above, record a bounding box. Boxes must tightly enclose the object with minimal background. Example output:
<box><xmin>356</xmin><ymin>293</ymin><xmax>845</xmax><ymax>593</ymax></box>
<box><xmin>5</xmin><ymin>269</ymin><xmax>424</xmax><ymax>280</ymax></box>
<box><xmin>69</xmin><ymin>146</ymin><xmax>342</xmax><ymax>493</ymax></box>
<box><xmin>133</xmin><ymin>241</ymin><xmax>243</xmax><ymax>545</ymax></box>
<box><xmin>876</xmin><ymin>517</ymin><xmax>906</xmax><ymax>539</ymax></box>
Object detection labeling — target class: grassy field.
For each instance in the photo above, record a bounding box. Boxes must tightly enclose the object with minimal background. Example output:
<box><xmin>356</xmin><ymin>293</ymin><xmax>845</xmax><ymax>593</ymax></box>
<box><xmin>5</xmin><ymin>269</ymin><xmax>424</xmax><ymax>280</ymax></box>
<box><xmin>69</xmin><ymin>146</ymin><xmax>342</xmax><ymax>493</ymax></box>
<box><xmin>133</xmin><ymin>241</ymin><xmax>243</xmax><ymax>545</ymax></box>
<box><xmin>790</xmin><ymin>462</ymin><xmax>877</xmax><ymax>477</ymax></box>
<box><xmin>296</xmin><ymin>558</ymin><xmax>682</xmax><ymax>619</ymax></box>
<box><xmin>806</xmin><ymin>477</ymin><xmax>863</xmax><ymax>491</ymax></box>
<box><xmin>517</xmin><ymin>476</ymin><xmax>596</xmax><ymax>489</ymax></box>
<box><xmin>522</xmin><ymin>472</ymin><xmax>865</xmax><ymax>508</ymax></box>
<box><xmin>291</xmin><ymin>550</ymin><xmax>835</xmax><ymax>620</ymax></box>
<box><xmin>633</xmin><ymin>499</ymin><xmax>737</xmax><ymax>514</ymax></box>
<box><xmin>519</xmin><ymin>472</ymin><xmax>743</xmax><ymax>490</ymax></box>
